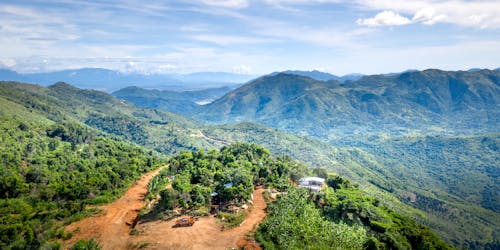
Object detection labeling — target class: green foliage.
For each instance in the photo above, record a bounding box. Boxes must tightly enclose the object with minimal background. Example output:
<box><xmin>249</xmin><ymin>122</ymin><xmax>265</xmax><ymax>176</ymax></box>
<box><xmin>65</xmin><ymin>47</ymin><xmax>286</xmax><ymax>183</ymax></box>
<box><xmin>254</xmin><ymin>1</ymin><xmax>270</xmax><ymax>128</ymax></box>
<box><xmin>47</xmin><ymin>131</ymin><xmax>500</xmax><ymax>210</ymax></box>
<box><xmin>256</xmin><ymin>187</ymin><xmax>367</xmax><ymax>250</ymax></box>
<box><xmin>146</xmin><ymin>168</ymin><xmax>170</xmax><ymax>200</ymax></box>
<box><xmin>0</xmin><ymin>116</ymin><xmax>163</xmax><ymax>249</ymax></box>
<box><xmin>1</xmin><ymin>81</ymin><xmax>495</xmax><ymax>248</ymax></box>
<box><xmin>345</xmin><ymin>134</ymin><xmax>500</xmax><ymax>248</ymax></box>
<box><xmin>216</xmin><ymin>212</ymin><xmax>246</xmax><ymax>229</ymax></box>
<box><xmin>197</xmin><ymin>70</ymin><xmax>500</xmax><ymax>137</ymax></box>
<box><xmin>320</xmin><ymin>175</ymin><xmax>453</xmax><ymax>250</ymax></box>
<box><xmin>312</xmin><ymin>167</ymin><xmax>329</xmax><ymax>179</ymax></box>
<box><xmin>158</xmin><ymin>189</ymin><xmax>180</xmax><ymax>211</ymax></box>
<box><xmin>326</xmin><ymin>174</ymin><xmax>354</xmax><ymax>190</ymax></box>
<box><xmin>147</xmin><ymin>143</ymin><xmax>309</xmax><ymax>217</ymax></box>
<box><xmin>70</xmin><ymin>238</ymin><xmax>100</xmax><ymax>250</ymax></box>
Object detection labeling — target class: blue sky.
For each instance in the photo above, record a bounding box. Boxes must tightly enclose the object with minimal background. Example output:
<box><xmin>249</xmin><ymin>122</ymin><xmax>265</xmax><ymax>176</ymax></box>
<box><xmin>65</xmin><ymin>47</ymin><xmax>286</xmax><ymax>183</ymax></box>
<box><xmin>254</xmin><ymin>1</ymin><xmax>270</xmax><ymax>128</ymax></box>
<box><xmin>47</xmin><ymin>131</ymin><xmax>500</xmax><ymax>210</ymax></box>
<box><xmin>0</xmin><ymin>0</ymin><xmax>499</xmax><ymax>75</ymax></box>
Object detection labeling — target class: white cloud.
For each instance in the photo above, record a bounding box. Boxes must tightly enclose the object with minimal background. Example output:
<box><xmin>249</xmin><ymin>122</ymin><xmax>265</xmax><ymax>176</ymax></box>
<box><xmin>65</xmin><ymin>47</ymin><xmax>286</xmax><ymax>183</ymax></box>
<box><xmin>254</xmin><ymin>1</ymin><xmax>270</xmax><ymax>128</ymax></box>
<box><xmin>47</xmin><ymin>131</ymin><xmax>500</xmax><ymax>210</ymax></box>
<box><xmin>412</xmin><ymin>8</ymin><xmax>446</xmax><ymax>25</ymax></box>
<box><xmin>200</xmin><ymin>0</ymin><xmax>249</xmax><ymax>9</ymax></box>
<box><xmin>357</xmin><ymin>11</ymin><xmax>411</xmax><ymax>27</ymax></box>
<box><xmin>354</xmin><ymin>0</ymin><xmax>500</xmax><ymax>28</ymax></box>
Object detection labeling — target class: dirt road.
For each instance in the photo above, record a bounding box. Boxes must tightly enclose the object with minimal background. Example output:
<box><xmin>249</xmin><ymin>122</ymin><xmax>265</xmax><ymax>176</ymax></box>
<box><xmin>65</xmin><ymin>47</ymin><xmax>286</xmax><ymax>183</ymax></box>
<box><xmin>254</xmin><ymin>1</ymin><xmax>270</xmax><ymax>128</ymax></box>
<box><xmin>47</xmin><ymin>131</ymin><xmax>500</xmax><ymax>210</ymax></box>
<box><xmin>64</xmin><ymin>167</ymin><xmax>163</xmax><ymax>249</ymax></box>
<box><xmin>130</xmin><ymin>187</ymin><xmax>266</xmax><ymax>250</ymax></box>
<box><xmin>64</xmin><ymin>167</ymin><xmax>267</xmax><ymax>250</ymax></box>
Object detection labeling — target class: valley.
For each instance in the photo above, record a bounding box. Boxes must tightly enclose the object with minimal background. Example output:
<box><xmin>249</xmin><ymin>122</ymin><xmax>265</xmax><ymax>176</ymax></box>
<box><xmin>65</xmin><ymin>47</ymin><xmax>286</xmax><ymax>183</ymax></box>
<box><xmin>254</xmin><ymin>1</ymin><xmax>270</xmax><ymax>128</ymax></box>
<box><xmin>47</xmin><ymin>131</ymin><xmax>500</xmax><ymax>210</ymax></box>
<box><xmin>0</xmin><ymin>72</ymin><xmax>498</xmax><ymax>249</ymax></box>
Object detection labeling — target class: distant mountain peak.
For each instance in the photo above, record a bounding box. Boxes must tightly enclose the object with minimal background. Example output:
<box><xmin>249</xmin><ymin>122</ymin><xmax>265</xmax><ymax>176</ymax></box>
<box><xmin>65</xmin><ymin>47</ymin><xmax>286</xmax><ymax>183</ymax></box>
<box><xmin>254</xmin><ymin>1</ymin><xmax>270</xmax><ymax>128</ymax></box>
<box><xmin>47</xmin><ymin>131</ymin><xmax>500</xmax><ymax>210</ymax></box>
<box><xmin>0</xmin><ymin>68</ymin><xmax>253</xmax><ymax>92</ymax></box>
<box><xmin>49</xmin><ymin>81</ymin><xmax>79</xmax><ymax>90</ymax></box>
<box><xmin>270</xmin><ymin>70</ymin><xmax>364</xmax><ymax>82</ymax></box>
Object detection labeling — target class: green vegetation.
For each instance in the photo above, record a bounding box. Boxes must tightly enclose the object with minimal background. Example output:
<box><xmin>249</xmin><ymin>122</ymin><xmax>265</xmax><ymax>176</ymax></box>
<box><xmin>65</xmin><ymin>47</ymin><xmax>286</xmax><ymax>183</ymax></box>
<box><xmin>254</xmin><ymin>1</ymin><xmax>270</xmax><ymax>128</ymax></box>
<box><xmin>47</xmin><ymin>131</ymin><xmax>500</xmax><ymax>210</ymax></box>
<box><xmin>201</xmin><ymin>124</ymin><xmax>500</xmax><ymax>249</ymax></box>
<box><xmin>254</xmin><ymin>165</ymin><xmax>451</xmax><ymax>249</ymax></box>
<box><xmin>69</xmin><ymin>238</ymin><xmax>100</xmax><ymax>250</ymax></box>
<box><xmin>146</xmin><ymin>168</ymin><xmax>170</xmax><ymax>200</ymax></box>
<box><xmin>139</xmin><ymin>143</ymin><xmax>449</xmax><ymax>249</ymax></box>
<box><xmin>320</xmin><ymin>174</ymin><xmax>452</xmax><ymax>249</ymax></box>
<box><xmin>111</xmin><ymin>85</ymin><xmax>234</xmax><ymax>115</ymax></box>
<box><xmin>195</xmin><ymin>69</ymin><xmax>500</xmax><ymax>137</ymax></box>
<box><xmin>143</xmin><ymin>143</ymin><xmax>309</xmax><ymax>219</ymax></box>
<box><xmin>339</xmin><ymin>134</ymin><xmax>500</xmax><ymax>248</ymax></box>
<box><xmin>257</xmin><ymin>187</ymin><xmax>368</xmax><ymax>250</ymax></box>
<box><xmin>1</xmin><ymin>81</ymin><xmax>497</xmax><ymax>248</ymax></box>
<box><xmin>0</xmin><ymin>81</ymin><xmax>213</xmax><ymax>155</ymax></box>
<box><xmin>0</xmin><ymin>116</ymin><xmax>163</xmax><ymax>249</ymax></box>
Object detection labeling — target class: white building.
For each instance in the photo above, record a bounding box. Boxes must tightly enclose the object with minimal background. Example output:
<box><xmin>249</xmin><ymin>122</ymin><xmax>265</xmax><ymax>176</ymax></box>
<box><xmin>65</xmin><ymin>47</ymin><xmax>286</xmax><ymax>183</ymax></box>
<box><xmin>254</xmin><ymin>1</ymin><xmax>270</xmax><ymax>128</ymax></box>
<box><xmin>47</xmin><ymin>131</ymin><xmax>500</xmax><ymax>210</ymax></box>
<box><xmin>298</xmin><ymin>177</ymin><xmax>325</xmax><ymax>192</ymax></box>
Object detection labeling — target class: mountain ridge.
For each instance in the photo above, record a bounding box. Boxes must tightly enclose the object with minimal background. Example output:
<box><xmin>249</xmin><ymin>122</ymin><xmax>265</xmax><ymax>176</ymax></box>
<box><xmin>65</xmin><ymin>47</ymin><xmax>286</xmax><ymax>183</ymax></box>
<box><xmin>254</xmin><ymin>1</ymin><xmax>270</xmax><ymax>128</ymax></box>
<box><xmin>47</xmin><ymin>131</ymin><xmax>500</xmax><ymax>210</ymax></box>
<box><xmin>195</xmin><ymin>69</ymin><xmax>500</xmax><ymax>138</ymax></box>
<box><xmin>0</xmin><ymin>68</ymin><xmax>255</xmax><ymax>92</ymax></box>
<box><xmin>270</xmin><ymin>70</ymin><xmax>364</xmax><ymax>82</ymax></box>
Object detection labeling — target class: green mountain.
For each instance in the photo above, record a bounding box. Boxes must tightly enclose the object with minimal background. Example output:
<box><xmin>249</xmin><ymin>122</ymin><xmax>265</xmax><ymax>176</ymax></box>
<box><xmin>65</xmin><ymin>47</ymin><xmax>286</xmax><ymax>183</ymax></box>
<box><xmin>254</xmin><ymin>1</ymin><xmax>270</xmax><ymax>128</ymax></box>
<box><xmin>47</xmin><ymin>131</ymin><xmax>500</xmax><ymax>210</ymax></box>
<box><xmin>196</xmin><ymin>69</ymin><xmax>500</xmax><ymax>139</ymax></box>
<box><xmin>271</xmin><ymin>70</ymin><xmax>364</xmax><ymax>81</ymax></box>
<box><xmin>1</xmin><ymin>81</ymin><xmax>498</xmax><ymax>248</ymax></box>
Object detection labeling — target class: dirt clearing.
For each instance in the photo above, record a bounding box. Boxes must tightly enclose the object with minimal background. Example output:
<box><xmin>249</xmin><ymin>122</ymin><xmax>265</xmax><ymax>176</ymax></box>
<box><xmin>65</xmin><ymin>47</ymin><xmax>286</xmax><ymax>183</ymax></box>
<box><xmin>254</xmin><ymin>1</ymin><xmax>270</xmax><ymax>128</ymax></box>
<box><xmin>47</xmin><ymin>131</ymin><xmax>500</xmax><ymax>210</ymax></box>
<box><xmin>130</xmin><ymin>187</ymin><xmax>266</xmax><ymax>250</ymax></box>
<box><xmin>64</xmin><ymin>167</ymin><xmax>267</xmax><ymax>250</ymax></box>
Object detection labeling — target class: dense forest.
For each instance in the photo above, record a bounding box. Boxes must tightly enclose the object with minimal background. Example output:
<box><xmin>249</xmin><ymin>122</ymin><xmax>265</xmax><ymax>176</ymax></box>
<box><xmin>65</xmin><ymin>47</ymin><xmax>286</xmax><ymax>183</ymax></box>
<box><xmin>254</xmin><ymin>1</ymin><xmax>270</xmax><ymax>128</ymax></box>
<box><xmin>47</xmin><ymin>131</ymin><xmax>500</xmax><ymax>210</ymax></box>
<box><xmin>0</xmin><ymin>116</ymin><xmax>164</xmax><ymax>249</ymax></box>
<box><xmin>142</xmin><ymin>143</ymin><xmax>308</xmax><ymax>220</ymax></box>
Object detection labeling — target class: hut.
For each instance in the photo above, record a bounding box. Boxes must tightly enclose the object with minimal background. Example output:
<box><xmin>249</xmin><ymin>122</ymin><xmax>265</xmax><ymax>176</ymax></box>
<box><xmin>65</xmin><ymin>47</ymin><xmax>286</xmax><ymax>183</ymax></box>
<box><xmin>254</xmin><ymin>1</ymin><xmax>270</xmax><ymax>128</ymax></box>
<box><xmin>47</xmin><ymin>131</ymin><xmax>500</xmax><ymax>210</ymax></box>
<box><xmin>298</xmin><ymin>177</ymin><xmax>325</xmax><ymax>192</ymax></box>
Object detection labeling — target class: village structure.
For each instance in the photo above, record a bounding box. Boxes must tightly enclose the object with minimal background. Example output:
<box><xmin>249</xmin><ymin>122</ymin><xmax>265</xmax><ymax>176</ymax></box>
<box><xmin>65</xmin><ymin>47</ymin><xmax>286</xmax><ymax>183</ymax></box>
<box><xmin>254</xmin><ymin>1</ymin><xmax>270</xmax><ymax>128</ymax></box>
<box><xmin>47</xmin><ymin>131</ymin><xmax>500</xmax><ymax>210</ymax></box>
<box><xmin>298</xmin><ymin>177</ymin><xmax>325</xmax><ymax>192</ymax></box>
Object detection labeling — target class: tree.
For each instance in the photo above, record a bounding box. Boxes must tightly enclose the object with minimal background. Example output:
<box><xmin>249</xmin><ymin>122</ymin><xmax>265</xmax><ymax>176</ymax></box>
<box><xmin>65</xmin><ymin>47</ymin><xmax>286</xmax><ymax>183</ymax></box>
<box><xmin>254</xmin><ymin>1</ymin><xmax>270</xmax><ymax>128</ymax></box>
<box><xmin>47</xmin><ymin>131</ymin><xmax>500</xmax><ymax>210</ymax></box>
<box><xmin>313</xmin><ymin>167</ymin><xmax>329</xmax><ymax>179</ymax></box>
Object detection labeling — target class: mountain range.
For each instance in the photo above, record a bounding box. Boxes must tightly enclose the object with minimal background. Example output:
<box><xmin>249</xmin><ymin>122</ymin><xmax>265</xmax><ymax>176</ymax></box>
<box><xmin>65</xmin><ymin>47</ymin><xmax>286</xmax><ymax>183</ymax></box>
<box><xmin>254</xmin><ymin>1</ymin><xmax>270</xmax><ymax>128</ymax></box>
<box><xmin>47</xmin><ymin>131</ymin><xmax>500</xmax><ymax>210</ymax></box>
<box><xmin>199</xmin><ymin>69</ymin><xmax>500</xmax><ymax>139</ymax></box>
<box><xmin>115</xmin><ymin>69</ymin><xmax>500</xmax><ymax>140</ymax></box>
<box><xmin>1</xmin><ymin>67</ymin><xmax>499</xmax><ymax>248</ymax></box>
<box><xmin>0</xmin><ymin>68</ymin><xmax>255</xmax><ymax>92</ymax></box>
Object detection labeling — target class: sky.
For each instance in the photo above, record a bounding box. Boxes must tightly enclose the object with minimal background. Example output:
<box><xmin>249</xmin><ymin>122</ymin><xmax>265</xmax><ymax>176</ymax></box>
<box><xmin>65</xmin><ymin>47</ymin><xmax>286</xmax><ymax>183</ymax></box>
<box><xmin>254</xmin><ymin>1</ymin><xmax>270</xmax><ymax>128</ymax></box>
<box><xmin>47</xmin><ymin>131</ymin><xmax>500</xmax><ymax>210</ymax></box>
<box><xmin>0</xmin><ymin>0</ymin><xmax>499</xmax><ymax>75</ymax></box>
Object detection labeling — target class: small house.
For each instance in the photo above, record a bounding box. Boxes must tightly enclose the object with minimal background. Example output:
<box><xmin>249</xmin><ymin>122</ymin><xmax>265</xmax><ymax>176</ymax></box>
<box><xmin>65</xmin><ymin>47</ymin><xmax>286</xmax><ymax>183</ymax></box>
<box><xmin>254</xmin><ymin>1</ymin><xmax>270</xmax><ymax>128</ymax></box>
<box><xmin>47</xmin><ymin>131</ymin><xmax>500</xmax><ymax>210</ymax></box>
<box><xmin>298</xmin><ymin>177</ymin><xmax>325</xmax><ymax>192</ymax></box>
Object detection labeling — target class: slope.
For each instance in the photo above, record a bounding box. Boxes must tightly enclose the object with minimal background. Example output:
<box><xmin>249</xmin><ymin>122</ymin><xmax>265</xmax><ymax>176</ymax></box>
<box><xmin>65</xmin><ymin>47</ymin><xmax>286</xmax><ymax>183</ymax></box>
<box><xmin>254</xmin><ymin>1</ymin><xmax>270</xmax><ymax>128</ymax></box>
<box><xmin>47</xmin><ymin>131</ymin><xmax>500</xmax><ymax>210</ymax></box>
<box><xmin>0</xmin><ymin>101</ymin><xmax>165</xmax><ymax>249</ymax></box>
<box><xmin>0</xmin><ymin>81</ymin><xmax>215</xmax><ymax>154</ymax></box>
<box><xmin>201</xmin><ymin>123</ymin><xmax>500</xmax><ymax>248</ymax></box>
<box><xmin>197</xmin><ymin>69</ymin><xmax>500</xmax><ymax>138</ymax></box>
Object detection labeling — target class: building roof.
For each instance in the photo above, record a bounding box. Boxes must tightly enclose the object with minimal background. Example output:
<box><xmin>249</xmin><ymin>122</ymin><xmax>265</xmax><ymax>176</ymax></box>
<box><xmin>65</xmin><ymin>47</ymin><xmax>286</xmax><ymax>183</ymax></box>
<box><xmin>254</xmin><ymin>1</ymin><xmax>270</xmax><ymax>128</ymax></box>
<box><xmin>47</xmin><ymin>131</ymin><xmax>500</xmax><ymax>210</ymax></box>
<box><xmin>299</xmin><ymin>177</ymin><xmax>325</xmax><ymax>184</ymax></box>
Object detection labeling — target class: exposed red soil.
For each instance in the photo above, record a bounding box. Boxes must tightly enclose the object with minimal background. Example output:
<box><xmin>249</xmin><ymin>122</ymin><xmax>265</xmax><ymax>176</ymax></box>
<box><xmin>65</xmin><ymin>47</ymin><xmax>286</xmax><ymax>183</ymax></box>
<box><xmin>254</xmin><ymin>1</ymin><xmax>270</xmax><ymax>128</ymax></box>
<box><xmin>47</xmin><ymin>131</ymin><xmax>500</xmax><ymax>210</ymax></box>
<box><xmin>64</xmin><ymin>168</ymin><xmax>267</xmax><ymax>250</ymax></box>
<box><xmin>63</xmin><ymin>167</ymin><xmax>163</xmax><ymax>249</ymax></box>
<box><xmin>130</xmin><ymin>187</ymin><xmax>266</xmax><ymax>250</ymax></box>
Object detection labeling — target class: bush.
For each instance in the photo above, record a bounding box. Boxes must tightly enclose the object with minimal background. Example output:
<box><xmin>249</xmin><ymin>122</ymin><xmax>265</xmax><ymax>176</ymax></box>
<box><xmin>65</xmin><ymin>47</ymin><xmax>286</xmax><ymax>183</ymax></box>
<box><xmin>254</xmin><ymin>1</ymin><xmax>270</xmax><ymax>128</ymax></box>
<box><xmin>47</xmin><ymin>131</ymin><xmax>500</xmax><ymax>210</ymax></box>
<box><xmin>70</xmin><ymin>238</ymin><xmax>100</xmax><ymax>250</ymax></box>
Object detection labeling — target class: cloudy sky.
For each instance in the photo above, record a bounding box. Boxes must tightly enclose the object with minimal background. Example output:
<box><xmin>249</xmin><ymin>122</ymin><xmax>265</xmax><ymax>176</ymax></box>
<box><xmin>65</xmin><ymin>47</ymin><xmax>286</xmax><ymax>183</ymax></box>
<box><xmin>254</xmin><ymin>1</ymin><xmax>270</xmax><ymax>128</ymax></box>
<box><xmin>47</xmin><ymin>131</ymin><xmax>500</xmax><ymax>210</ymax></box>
<box><xmin>0</xmin><ymin>0</ymin><xmax>499</xmax><ymax>75</ymax></box>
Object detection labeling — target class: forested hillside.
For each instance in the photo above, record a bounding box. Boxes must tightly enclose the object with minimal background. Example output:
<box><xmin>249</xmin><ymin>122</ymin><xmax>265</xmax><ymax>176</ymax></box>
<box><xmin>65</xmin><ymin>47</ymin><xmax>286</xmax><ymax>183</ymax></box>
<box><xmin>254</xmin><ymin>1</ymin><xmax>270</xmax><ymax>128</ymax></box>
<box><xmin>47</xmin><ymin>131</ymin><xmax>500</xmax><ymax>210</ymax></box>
<box><xmin>1</xmin><ymin>81</ymin><xmax>498</xmax><ymax>248</ymax></box>
<box><xmin>196</xmin><ymin>69</ymin><xmax>500</xmax><ymax>138</ymax></box>
<box><xmin>145</xmin><ymin>143</ymin><xmax>451</xmax><ymax>249</ymax></box>
<box><xmin>0</xmin><ymin>116</ymin><xmax>163</xmax><ymax>249</ymax></box>
<box><xmin>0</xmin><ymin>81</ymin><xmax>214</xmax><ymax>154</ymax></box>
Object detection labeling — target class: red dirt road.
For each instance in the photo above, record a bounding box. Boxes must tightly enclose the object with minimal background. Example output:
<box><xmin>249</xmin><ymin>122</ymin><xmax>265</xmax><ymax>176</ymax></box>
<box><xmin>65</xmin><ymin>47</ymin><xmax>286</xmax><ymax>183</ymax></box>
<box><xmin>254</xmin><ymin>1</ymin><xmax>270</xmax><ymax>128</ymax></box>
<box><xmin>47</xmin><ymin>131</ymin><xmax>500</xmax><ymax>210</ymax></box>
<box><xmin>64</xmin><ymin>167</ymin><xmax>163</xmax><ymax>249</ymax></box>
<box><xmin>64</xmin><ymin>167</ymin><xmax>267</xmax><ymax>250</ymax></box>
